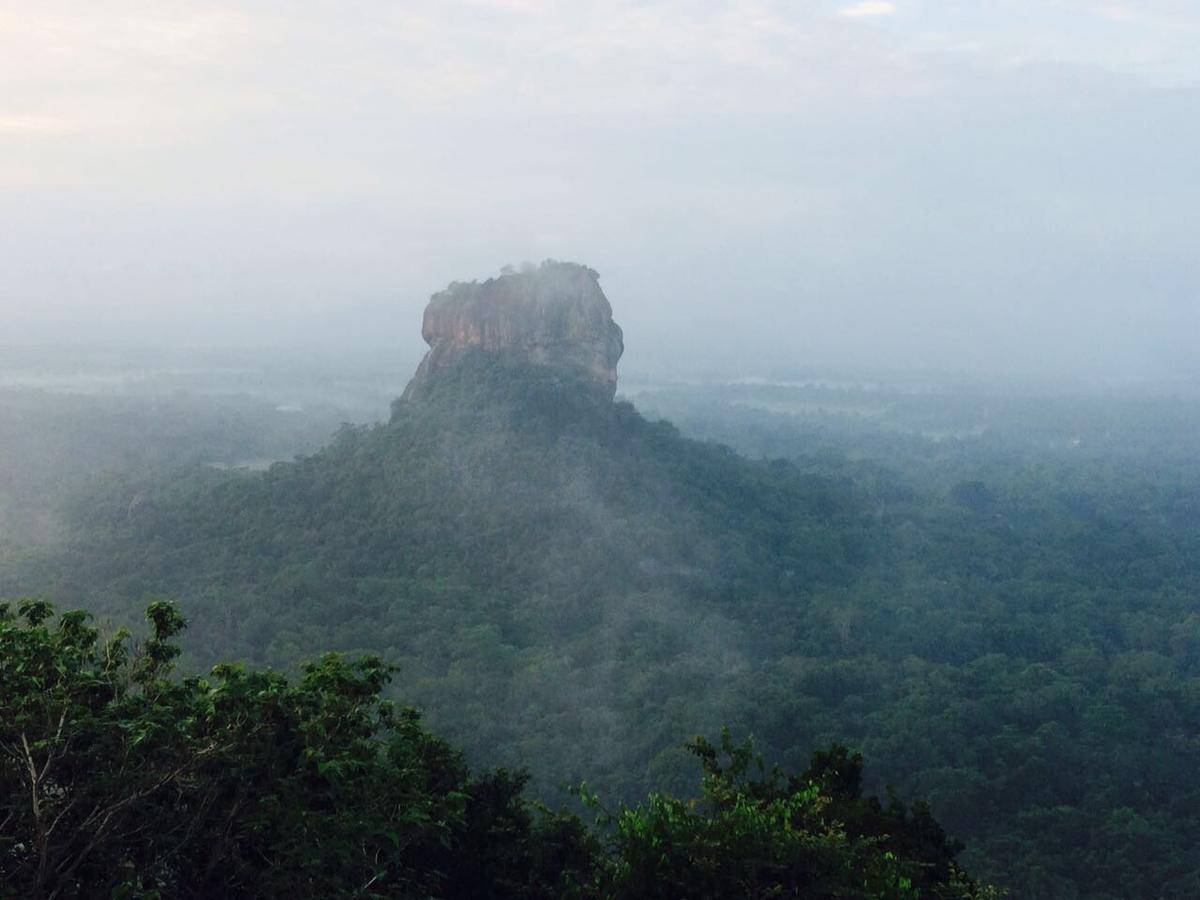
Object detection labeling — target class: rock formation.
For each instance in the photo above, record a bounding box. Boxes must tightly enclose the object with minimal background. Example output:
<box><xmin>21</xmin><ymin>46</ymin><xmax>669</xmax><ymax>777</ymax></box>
<box><xmin>401</xmin><ymin>261</ymin><xmax>624</xmax><ymax>401</ymax></box>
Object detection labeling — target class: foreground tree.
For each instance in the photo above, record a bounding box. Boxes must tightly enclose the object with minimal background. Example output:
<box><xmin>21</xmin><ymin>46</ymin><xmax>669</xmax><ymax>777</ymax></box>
<box><xmin>1</xmin><ymin>601</ymin><xmax>991</xmax><ymax>898</ymax></box>
<box><xmin>592</xmin><ymin>730</ymin><xmax>992</xmax><ymax>900</ymax></box>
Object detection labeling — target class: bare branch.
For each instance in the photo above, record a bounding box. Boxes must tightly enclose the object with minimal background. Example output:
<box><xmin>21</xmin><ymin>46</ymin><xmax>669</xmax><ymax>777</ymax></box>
<box><xmin>45</xmin><ymin>800</ymin><xmax>77</xmax><ymax>839</ymax></box>
<box><xmin>37</xmin><ymin>708</ymin><xmax>69</xmax><ymax>784</ymax></box>
<box><xmin>47</xmin><ymin>741</ymin><xmax>224</xmax><ymax>900</ymax></box>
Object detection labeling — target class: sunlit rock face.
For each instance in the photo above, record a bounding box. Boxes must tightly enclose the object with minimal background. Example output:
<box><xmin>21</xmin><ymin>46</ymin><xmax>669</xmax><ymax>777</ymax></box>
<box><xmin>402</xmin><ymin>261</ymin><xmax>624</xmax><ymax>401</ymax></box>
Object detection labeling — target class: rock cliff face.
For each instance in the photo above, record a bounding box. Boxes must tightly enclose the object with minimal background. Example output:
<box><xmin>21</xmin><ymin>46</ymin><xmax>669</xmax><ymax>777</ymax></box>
<box><xmin>402</xmin><ymin>261</ymin><xmax>624</xmax><ymax>401</ymax></box>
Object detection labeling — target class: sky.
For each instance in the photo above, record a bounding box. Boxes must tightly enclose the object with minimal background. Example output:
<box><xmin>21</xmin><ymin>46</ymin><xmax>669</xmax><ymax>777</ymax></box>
<box><xmin>1</xmin><ymin>0</ymin><xmax>1198</xmax><ymax>381</ymax></box>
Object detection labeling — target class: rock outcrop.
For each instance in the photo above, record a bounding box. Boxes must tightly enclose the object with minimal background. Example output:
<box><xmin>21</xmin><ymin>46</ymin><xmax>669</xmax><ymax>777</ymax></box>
<box><xmin>402</xmin><ymin>261</ymin><xmax>624</xmax><ymax>401</ymax></box>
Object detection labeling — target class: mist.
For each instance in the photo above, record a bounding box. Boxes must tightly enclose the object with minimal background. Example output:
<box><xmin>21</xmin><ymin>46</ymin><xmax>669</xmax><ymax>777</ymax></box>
<box><xmin>2</xmin><ymin>0</ymin><xmax>1198</xmax><ymax>383</ymax></box>
<box><xmin>7</xmin><ymin>6</ymin><xmax>1200</xmax><ymax>896</ymax></box>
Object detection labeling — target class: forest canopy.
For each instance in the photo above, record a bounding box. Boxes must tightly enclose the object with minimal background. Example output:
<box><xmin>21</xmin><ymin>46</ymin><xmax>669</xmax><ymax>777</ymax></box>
<box><xmin>0</xmin><ymin>601</ymin><xmax>989</xmax><ymax>899</ymax></box>
<box><xmin>6</xmin><ymin>364</ymin><xmax>1200</xmax><ymax>898</ymax></box>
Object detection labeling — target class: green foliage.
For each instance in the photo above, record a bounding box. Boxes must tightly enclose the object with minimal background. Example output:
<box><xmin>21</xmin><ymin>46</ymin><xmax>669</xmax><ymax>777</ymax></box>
<box><xmin>0</xmin><ymin>600</ymin><xmax>540</xmax><ymax>898</ymax></box>
<box><xmin>595</xmin><ymin>730</ymin><xmax>987</xmax><ymax>899</ymax></box>
<box><xmin>0</xmin><ymin>602</ymin><xmax>983</xmax><ymax>899</ymax></box>
<box><xmin>9</xmin><ymin>367</ymin><xmax>1200</xmax><ymax>896</ymax></box>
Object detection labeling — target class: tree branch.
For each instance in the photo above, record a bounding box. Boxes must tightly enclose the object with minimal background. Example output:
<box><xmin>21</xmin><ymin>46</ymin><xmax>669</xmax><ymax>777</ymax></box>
<box><xmin>47</xmin><ymin>741</ymin><xmax>223</xmax><ymax>900</ymax></box>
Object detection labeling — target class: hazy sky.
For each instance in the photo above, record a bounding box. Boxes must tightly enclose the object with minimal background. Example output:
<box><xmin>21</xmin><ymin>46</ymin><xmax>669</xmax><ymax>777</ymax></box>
<box><xmin>2</xmin><ymin>1</ymin><xmax>1198</xmax><ymax>380</ymax></box>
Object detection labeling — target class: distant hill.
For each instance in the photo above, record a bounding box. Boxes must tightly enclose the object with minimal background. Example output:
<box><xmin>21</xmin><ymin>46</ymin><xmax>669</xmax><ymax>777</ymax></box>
<box><xmin>15</xmin><ymin>263</ymin><xmax>1200</xmax><ymax>897</ymax></box>
<box><xmin>46</xmin><ymin>264</ymin><xmax>873</xmax><ymax>800</ymax></box>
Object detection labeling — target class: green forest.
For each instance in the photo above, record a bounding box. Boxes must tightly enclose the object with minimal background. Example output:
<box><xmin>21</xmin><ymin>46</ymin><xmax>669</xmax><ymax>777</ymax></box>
<box><xmin>4</xmin><ymin>360</ymin><xmax>1200</xmax><ymax>897</ymax></box>
<box><xmin>1</xmin><ymin>599</ymin><xmax>989</xmax><ymax>898</ymax></box>
<box><xmin>6</xmin><ymin>0</ymin><xmax>1199</xmax><ymax>892</ymax></box>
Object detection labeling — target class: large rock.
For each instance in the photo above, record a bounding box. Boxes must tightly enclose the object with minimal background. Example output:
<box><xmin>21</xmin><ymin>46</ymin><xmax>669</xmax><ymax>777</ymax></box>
<box><xmin>402</xmin><ymin>261</ymin><xmax>624</xmax><ymax>401</ymax></box>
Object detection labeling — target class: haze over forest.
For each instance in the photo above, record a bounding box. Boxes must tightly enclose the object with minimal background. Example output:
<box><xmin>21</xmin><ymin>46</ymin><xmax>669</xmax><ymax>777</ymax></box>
<box><xmin>5</xmin><ymin>4</ymin><xmax>1200</xmax><ymax>898</ymax></box>
<box><xmin>3</xmin><ymin>0</ymin><xmax>1199</xmax><ymax>382</ymax></box>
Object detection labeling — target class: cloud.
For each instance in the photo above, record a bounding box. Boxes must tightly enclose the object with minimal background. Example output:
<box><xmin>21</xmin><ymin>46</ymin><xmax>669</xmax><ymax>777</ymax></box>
<box><xmin>838</xmin><ymin>1</ymin><xmax>897</xmax><ymax>18</ymax></box>
<box><xmin>0</xmin><ymin>0</ymin><xmax>1197</xmax><ymax>382</ymax></box>
<box><xmin>0</xmin><ymin>114</ymin><xmax>77</xmax><ymax>134</ymax></box>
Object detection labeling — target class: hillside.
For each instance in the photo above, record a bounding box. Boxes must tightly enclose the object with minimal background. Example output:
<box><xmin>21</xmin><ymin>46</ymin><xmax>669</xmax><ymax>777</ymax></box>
<box><xmin>48</xmin><ymin>353</ymin><xmax>873</xmax><ymax>797</ymax></box>
<box><xmin>12</xmin><ymin>263</ymin><xmax>1200</xmax><ymax>898</ymax></box>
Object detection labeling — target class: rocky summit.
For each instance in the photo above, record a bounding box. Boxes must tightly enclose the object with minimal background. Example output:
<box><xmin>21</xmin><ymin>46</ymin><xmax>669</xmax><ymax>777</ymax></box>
<box><xmin>401</xmin><ymin>261</ymin><xmax>624</xmax><ymax>401</ymax></box>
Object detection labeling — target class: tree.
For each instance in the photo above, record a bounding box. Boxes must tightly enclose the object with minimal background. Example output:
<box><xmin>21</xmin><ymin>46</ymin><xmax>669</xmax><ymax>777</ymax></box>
<box><xmin>589</xmin><ymin>729</ymin><xmax>994</xmax><ymax>900</ymax></box>
<box><xmin>0</xmin><ymin>599</ymin><xmax>577</xmax><ymax>899</ymax></box>
<box><xmin>1</xmin><ymin>601</ymin><xmax>988</xmax><ymax>898</ymax></box>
